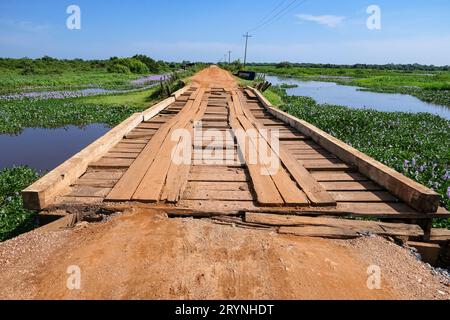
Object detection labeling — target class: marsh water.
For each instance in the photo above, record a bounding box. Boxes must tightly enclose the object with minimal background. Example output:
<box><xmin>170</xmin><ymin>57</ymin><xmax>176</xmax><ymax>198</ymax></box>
<box><xmin>266</xmin><ymin>75</ymin><xmax>450</xmax><ymax>120</ymax></box>
<box><xmin>0</xmin><ymin>124</ymin><xmax>110</xmax><ymax>172</ymax></box>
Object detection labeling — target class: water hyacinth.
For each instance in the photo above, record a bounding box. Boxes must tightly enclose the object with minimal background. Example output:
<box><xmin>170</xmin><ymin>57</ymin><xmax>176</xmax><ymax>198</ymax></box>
<box><xmin>0</xmin><ymin>78</ymin><xmax>161</xmax><ymax>102</ymax></box>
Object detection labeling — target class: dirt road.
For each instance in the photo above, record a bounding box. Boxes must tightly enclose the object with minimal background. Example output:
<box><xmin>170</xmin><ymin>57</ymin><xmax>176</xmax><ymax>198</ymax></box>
<box><xmin>0</xmin><ymin>208</ymin><xmax>448</xmax><ymax>300</ymax></box>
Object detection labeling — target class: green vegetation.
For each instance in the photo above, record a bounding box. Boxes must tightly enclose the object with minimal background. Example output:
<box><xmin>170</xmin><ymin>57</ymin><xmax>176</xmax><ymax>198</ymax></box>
<box><xmin>107</xmin><ymin>57</ymin><xmax>150</xmax><ymax>74</ymax></box>
<box><xmin>251</xmin><ymin>64</ymin><xmax>450</xmax><ymax>107</ymax></box>
<box><xmin>0</xmin><ymin>87</ymin><xmax>159</xmax><ymax>135</ymax></box>
<box><xmin>269</xmin><ymin>88</ymin><xmax>450</xmax><ymax>227</ymax></box>
<box><xmin>0</xmin><ymin>167</ymin><xmax>40</xmax><ymax>242</ymax></box>
<box><xmin>0</xmin><ymin>56</ymin><xmax>180</xmax><ymax>94</ymax></box>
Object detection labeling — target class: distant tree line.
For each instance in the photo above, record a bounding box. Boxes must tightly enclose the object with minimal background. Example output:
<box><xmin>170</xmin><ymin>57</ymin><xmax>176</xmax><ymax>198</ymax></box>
<box><xmin>0</xmin><ymin>55</ymin><xmax>193</xmax><ymax>75</ymax></box>
<box><xmin>248</xmin><ymin>62</ymin><xmax>450</xmax><ymax>71</ymax></box>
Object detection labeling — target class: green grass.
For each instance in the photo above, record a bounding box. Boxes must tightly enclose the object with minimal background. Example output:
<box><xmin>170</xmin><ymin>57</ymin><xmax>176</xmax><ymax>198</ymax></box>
<box><xmin>0</xmin><ymin>71</ymin><xmax>141</xmax><ymax>94</ymax></box>
<box><xmin>278</xmin><ymin>92</ymin><xmax>450</xmax><ymax>227</ymax></box>
<box><xmin>0</xmin><ymin>167</ymin><xmax>40</xmax><ymax>242</ymax></box>
<box><xmin>252</xmin><ymin>65</ymin><xmax>450</xmax><ymax>107</ymax></box>
<box><xmin>0</xmin><ymin>87</ymin><xmax>160</xmax><ymax>135</ymax></box>
<box><xmin>77</xmin><ymin>87</ymin><xmax>158</xmax><ymax>108</ymax></box>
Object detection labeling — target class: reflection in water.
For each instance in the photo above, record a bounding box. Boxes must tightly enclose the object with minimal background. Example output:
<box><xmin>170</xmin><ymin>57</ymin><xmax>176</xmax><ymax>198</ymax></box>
<box><xmin>266</xmin><ymin>75</ymin><xmax>450</xmax><ymax>120</ymax></box>
<box><xmin>0</xmin><ymin>124</ymin><xmax>111</xmax><ymax>171</ymax></box>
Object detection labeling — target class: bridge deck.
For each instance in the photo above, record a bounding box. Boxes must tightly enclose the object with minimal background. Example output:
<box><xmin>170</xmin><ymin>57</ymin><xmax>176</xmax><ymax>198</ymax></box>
<box><xmin>22</xmin><ymin>67</ymin><xmax>449</xmax><ymax>241</ymax></box>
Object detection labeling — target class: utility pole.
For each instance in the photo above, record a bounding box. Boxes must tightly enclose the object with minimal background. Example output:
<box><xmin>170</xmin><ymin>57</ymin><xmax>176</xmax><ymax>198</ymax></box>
<box><xmin>228</xmin><ymin>51</ymin><xmax>232</xmax><ymax>64</ymax></box>
<box><xmin>243</xmin><ymin>32</ymin><xmax>252</xmax><ymax>70</ymax></box>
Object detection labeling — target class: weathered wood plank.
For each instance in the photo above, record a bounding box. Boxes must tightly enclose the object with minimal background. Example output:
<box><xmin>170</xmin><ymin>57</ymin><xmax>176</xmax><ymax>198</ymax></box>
<box><xmin>320</xmin><ymin>181</ymin><xmax>384</xmax><ymax>191</ymax></box>
<box><xmin>183</xmin><ymin>189</ymin><xmax>254</xmax><ymax>201</ymax></box>
<box><xmin>246</xmin><ymin>213</ymin><xmax>424</xmax><ymax>239</ymax></box>
<box><xmin>89</xmin><ymin>158</ymin><xmax>134</xmax><ymax>169</ymax></box>
<box><xmin>329</xmin><ymin>191</ymin><xmax>398</xmax><ymax>203</ymax></box>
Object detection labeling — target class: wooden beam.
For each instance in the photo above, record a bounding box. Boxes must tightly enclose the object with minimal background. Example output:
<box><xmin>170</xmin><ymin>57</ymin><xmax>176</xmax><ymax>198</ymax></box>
<box><xmin>22</xmin><ymin>112</ymin><xmax>143</xmax><ymax>210</ymax></box>
<box><xmin>249</xmin><ymin>87</ymin><xmax>441</xmax><ymax>213</ymax></box>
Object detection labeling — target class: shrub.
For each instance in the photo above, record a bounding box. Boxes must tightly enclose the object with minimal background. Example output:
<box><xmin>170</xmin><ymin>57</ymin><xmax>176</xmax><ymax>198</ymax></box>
<box><xmin>108</xmin><ymin>58</ymin><xmax>149</xmax><ymax>74</ymax></box>
<box><xmin>107</xmin><ymin>63</ymin><xmax>131</xmax><ymax>74</ymax></box>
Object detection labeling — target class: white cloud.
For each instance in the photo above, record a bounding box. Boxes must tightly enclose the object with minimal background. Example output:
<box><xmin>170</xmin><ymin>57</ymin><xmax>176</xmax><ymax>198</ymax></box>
<box><xmin>296</xmin><ymin>14</ymin><xmax>345</xmax><ymax>28</ymax></box>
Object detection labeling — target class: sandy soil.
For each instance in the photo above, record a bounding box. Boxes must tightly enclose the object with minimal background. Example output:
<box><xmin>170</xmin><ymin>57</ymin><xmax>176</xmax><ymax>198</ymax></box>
<box><xmin>0</xmin><ymin>208</ymin><xmax>448</xmax><ymax>300</ymax></box>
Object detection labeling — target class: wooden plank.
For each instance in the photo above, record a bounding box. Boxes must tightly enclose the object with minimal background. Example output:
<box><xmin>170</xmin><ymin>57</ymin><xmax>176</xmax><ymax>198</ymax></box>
<box><xmin>110</xmin><ymin>148</ymin><xmax>144</xmax><ymax>154</ymax></box>
<box><xmin>229</xmin><ymin>94</ymin><xmax>284</xmax><ymax>206</ymax></box>
<box><xmin>250</xmin><ymin>87</ymin><xmax>441</xmax><ymax>213</ymax></box>
<box><xmin>321</xmin><ymin>181</ymin><xmax>384</xmax><ymax>191</ymax></box>
<box><xmin>189</xmin><ymin>172</ymin><xmax>248</xmax><ymax>182</ymax></box>
<box><xmin>142</xmin><ymin>96</ymin><xmax>176</xmax><ymax>121</ymax></box>
<box><xmin>89</xmin><ymin>158</ymin><xmax>134</xmax><ymax>169</ymax></box>
<box><xmin>81</xmin><ymin>170</ymin><xmax>125</xmax><ymax>181</ymax></box>
<box><xmin>183</xmin><ymin>189</ymin><xmax>254</xmax><ymax>201</ymax></box>
<box><xmin>125</xmin><ymin>132</ymin><xmax>155</xmax><ymax>140</ymax></box>
<box><xmin>74</xmin><ymin>179</ymin><xmax>117</xmax><ymax>188</ymax></box>
<box><xmin>246</xmin><ymin>213</ymin><xmax>424</xmax><ymax>239</ymax></box>
<box><xmin>235</xmin><ymin>90</ymin><xmax>335</xmax><ymax>207</ymax></box>
<box><xmin>177</xmin><ymin>200</ymin><xmax>260</xmax><ymax>213</ymax></box>
<box><xmin>132</xmin><ymin>89</ymin><xmax>207</xmax><ymax>202</ymax></box>
<box><xmin>67</xmin><ymin>186</ymin><xmax>112</xmax><ymax>198</ymax></box>
<box><xmin>329</xmin><ymin>191</ymin><xmax>398</xmax><ymax>203</ymax></box>
<box><xmin>279</xmin><ymin>225</ymin><xmax>421</xmax><ymax>239</ymax></box>
<box><xmin>311</xmin><ymin>171</ymin><xmax>368</xmax><ymax>182</ymax></box>
<box><xmin>187</xmin><ymin>182</ymin><xmax>249</xmax><ymax>191</ymax></box>
<box><xmin>163</xmin><ymin>123</ymin><xmax>196</xmax><ymax>203</ymax></box>
<box><xmin>104</xmin><ymin>152</ymin><xmax>140</xmax><ymax>159</ymax></box>
<box><xmin>245</xmin><ymin>88</ymin><xmax>257</xmax><ymax>99</ymax></box>
<box><xmin>22</xmin><ymin>112</ymin><xmax>142</xmax><ymax>210</ymax></box>
<box><xmin>430</xmin><ymin>229</ymin><xmax>450</xmax><ymax>242</ymax></box>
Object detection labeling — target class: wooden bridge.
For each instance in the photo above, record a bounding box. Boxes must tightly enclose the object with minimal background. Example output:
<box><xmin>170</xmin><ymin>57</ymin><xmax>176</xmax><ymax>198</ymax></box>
<box><xmin>22</xmin><ymin>67</ymin><xmax>450</xmax><ymax>247</ymax></box>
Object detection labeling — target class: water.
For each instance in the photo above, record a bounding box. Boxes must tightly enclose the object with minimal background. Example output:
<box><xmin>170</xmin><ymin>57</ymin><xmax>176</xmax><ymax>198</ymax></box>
<box><xmin>0</xmin><ymin>124</ymin><xmax>110</xmax><ymax>172</ymax></box>
<box><xmin>266</xmin><ymin>75</ymin><xmax>450</xmax><ymax>120</ymax></box>
<box><xmin>0</xmin><ymin>83</ymin><xmax>158</xmax><ymax>101</ymax></box>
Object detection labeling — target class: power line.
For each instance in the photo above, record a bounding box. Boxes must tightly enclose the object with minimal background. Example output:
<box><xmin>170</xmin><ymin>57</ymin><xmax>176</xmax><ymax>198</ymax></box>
<box><xmin>248</xmin><ymin>0</ymin><xmax>309</xmax><ymax>34</ymax></box>
<box><xmin>248</xmin><ymin>0</ymin><xmax>299</xmax><ymax>32</ymax></box>
<box><xmin>243</xmin><ymin>32</ymin><xmax>252</xmax><ymax>69</ymax></box>
<box><xmin>250</xmin><ymin>0</ymin><xmax>289</xmax><ymax>31</ymax></box>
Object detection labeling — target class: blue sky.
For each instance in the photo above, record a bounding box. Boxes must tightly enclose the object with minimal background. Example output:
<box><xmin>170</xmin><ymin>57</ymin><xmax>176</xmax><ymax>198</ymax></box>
<box><xmin>1</xmin><ymin>0</ymin><xmax>449</xmax><ymax>65</ymax></box>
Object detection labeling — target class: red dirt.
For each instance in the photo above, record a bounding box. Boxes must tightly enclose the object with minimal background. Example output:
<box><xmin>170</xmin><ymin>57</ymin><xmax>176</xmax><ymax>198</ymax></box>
<box><xmin>0</xmin><ymin>209</ymin><xmax>448</xmax><ymax>300</ymax></box>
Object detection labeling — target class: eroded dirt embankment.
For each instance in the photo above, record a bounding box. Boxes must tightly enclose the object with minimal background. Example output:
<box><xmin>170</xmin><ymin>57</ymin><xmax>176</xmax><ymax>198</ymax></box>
<box><xmin>0</xmin><ymin>209</ymin><xmax>448</xmax><ymax>300</ymax></box>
